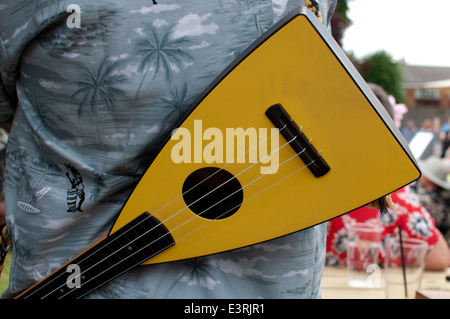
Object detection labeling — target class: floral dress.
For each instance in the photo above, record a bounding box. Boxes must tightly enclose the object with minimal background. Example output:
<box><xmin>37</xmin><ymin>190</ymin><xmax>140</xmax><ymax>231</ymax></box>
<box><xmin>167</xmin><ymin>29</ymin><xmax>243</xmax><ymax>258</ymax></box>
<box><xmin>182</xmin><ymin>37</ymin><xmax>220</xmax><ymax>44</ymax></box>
<box><xmin>326</xmin><ymin>185</ymin><xmax>442</xmax><ymax>266</ymax></box>
<box><xmin>414</xmin><ymin>185</ymin><xmax>450</xmax><ymax>246</ymax></box>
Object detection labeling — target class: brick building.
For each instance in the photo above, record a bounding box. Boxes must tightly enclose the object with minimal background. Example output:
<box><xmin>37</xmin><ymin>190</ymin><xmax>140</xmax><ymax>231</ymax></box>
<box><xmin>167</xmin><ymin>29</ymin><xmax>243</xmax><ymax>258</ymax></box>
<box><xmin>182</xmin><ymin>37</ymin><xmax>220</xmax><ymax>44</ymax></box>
<box><xmin>401</xmin><ymin>64</ymin><xmax>450</xmax><ymax>127</ymax></box>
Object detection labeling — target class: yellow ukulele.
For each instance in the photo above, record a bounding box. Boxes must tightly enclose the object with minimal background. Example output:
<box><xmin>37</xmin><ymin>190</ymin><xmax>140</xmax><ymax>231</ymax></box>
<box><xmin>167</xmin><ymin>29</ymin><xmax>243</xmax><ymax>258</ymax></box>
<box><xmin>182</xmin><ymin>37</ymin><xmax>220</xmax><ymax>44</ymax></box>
<box><xmin>17</xmin><ymin>6</ymin><xmax>420</xmax><ymax>299</ymax></box>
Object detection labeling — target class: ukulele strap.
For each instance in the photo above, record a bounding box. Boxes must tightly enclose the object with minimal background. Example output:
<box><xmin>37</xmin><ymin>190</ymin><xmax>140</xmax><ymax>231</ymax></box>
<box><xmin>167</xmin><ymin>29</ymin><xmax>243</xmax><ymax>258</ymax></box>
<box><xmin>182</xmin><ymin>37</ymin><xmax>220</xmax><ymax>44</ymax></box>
<box><xmin>304</xmin><ymin>0</ymin><xmax>322</xmax><ymax>22</ymax></box>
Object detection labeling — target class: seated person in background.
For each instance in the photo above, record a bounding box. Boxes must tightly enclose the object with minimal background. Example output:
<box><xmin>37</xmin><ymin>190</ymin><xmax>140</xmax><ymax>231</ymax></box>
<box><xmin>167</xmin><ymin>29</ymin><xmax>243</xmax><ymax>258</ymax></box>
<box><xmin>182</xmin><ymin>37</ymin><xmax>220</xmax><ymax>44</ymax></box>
<box><xmin>413</xmin><ymin>156</ymin><xmax>450</xmax><ymax>247</ymax></box>
<box><xmin>326</xmin><ymin>184</ymin><xmax>450</xmax><ymax>271</ymax></box>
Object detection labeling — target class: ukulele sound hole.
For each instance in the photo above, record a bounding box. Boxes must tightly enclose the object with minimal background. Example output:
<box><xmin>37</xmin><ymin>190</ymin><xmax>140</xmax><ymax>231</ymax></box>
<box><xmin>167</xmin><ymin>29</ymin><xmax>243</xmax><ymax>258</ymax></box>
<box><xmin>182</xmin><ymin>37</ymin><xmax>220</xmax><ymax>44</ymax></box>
<box><xmin>182</xmin><ymin>167</ymin><xmax>243</xmax><ymax>220</ymax></box>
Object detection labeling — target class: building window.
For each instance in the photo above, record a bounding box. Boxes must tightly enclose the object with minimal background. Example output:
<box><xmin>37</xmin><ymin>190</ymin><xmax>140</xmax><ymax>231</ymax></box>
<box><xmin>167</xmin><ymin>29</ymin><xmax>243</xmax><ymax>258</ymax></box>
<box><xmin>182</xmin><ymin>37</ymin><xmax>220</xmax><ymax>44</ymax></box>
<box><xmin>415</xmin><ymin>88</ymin><xmax>440</xmax><ymax>100</ymax></box>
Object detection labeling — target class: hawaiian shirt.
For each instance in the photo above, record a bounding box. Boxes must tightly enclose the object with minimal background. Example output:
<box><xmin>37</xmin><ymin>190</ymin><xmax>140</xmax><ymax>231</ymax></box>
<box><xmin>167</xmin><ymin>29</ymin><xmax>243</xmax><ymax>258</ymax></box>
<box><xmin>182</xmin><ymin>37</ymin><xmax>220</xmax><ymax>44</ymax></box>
<box><xmin>0</xmin><ymin>0</ymin><xmax>337</xmax><ymax>298</ymax></box>
<box><xmin>326</xmin><ymin>186</ymin><xmax>442</xmax><ymax>266</ymax></box>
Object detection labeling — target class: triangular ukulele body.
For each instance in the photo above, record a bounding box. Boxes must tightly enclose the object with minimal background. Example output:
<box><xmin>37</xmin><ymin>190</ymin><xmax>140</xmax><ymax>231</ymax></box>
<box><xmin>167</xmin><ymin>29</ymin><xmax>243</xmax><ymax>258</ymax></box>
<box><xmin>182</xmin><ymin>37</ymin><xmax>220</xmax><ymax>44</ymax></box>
<box><xmin>111</xmin><ymin>7</ymin><xmax>420</xmax><ymax>265</ymax></box>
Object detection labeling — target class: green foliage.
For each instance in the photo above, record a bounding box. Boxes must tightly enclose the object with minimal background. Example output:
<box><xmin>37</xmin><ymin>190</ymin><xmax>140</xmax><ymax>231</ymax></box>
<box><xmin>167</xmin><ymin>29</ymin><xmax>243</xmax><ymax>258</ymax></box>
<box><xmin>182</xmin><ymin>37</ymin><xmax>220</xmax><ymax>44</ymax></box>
<box><xmin>331</xmin><ymin>0</ymin><xmax>353</xmax><ymax>47</ymax></box>
<box><xmin>335</xmin><ymin>0</ymin><xmax>352</xmax><ymax>23</ymax></box>
<box><xmin>334</xmin><ymin>1</ymin><xmax>405</xmax><ymax>103</ymax></box>
<box><xmin>357</xmin><ymin>50</ymin><xmax>405</xmax><ymax>103</ymax></box>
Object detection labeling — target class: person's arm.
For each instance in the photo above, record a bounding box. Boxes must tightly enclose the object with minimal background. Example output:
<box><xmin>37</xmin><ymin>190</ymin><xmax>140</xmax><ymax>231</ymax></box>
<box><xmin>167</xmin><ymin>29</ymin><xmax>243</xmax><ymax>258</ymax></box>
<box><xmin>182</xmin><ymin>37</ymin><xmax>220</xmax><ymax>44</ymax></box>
<box><xmin>425</xmin><ymin>236</ymin><xmax>450</xmax><ymax>271</ymax></box>
<box><xmin>389</xmin><ymin>187</ymin><xmax>449</xmax><ymax>271</ymax></box>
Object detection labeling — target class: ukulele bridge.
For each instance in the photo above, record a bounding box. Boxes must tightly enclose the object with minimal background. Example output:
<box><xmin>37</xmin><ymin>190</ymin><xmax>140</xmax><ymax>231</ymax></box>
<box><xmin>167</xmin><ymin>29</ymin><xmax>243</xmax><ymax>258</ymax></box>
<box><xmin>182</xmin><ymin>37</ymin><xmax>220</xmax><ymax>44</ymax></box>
<box><xmin>265</xmin><ymin>103</ymin><xmax>330</xmax><ymax>177</ymax></box>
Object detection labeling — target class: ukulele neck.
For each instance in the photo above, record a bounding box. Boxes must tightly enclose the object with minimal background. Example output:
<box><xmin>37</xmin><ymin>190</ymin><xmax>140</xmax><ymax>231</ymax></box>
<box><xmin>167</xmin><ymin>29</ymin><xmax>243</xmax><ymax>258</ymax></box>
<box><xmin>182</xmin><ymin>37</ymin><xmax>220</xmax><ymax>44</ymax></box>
<box><xmin>17</xmin><ymin>212</ymin><xmax>175</xmax><ymax>299</ymax></box>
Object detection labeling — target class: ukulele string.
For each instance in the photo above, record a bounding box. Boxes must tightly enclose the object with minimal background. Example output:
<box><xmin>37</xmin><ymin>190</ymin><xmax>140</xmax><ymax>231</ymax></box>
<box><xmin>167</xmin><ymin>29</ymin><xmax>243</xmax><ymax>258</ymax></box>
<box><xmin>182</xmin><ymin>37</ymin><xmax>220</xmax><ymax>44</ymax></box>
<box><xmin>67</xmin><ymin>155</ymin><xmax>319</xmax><ymax>299</ymax></box>
<box><xmin>150</xmin><ymin>135</ymin><xmax>297</xmax><ymax>231</ymax></box>
<box><xmin>25</xmin><ymin>124</ymin><xmax>287</xmax><ymax>298</ymax></box>
<box><xmin>173</xmin><ymin>156</ymin><xmax>318</xmax><ymax>245</ymax></box>
<box><xmin>52</xmin><ymin>135</ymin><xmax>300</xmax><ymax>299</ymax></box>
<box><xmin>143</xmin><ymin>124</ymin><xmax>288</xmax><ymax>220</ymax></box>
<box><xmin>57</xmin><ymin>145</ymin><xmax>318</xmax><ymax>299</ymax></box>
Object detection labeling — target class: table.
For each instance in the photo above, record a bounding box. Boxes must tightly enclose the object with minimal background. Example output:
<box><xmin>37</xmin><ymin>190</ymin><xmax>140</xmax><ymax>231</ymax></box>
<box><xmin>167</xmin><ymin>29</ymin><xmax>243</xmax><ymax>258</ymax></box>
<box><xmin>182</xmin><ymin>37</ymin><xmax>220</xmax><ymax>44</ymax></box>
<box><xmin>321</xmin><ymin>266</ymin><xmax>450</xmax><ymax>299</ymax></box>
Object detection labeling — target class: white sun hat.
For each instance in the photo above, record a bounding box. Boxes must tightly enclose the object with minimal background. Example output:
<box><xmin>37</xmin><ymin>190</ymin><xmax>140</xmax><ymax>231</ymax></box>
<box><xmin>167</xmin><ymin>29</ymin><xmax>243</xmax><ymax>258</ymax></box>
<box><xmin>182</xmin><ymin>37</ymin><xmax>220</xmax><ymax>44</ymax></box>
<box><xmin>418</xmin><ymin>156</ymin><xmax>450</xmax><ymax>190</ymax></box>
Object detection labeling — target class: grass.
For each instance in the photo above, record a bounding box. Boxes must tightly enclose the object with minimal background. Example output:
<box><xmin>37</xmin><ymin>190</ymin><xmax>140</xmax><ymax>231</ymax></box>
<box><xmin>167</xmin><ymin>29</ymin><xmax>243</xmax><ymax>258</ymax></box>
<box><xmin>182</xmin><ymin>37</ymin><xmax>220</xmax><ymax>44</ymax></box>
<box><xmin>0</xmin><ymin>251</ymin><xmax>11</xmax><ymax>296</ymax></box>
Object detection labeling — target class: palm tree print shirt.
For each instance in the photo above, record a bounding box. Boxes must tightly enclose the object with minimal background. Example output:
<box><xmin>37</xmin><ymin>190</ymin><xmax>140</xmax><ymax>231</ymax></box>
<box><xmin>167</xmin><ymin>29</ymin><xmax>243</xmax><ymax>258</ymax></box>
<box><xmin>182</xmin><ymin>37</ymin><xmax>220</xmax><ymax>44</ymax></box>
<box><xmin>0</xmin><ymin>0</ymin><xmax>336</xmax><ymax>298</ymax></box>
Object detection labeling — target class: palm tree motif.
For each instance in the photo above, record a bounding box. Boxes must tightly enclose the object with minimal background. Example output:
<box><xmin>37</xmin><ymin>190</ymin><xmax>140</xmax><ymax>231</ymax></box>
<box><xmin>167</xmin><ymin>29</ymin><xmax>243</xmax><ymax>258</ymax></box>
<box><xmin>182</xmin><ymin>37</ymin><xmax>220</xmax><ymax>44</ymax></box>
<box><xmin>89</xmin><ymin>171</ymin><xmax>105</xmax><ymax>201</ymax></box>
<box><xmin>122</xmin><ymin>24</ymin><xmax>197</xmax><ymax>163</ymax></box>
<box><xmin>182</xmin><ymin>258</ymin><xmax>216</xmax><ymax>286</ymax></box>
<box><xmin>159</xmin><ymin>82</ymin><xmax>197</xmax><ymax>128</ymax></box>
<box><xmin>70</xmin><ymin>58</ymin><xmax>129</xmax><ymax>116</ymax></box>
<box><xmin>122</xmin><ymin>82</ymin><xmax>197</xmax><ymax>175</ymax></box>
<box><xmin>70</xmin><ymin>57</ymin><xmax>129</xmax><ymax>170</ymax></box>
<box><xmin>26</xmin><ymin>96</ymin><xmax>58</xmax><ymax>138</ymax></box>
<box><xmin>133</xmin><ymin>23</ymin><xmax>196</xmax><ymax>85</ymax></box>
<box><xmin>164</xmin><ymin>258</ymin><xmax>217</xmax><ymax>296</ymax></box>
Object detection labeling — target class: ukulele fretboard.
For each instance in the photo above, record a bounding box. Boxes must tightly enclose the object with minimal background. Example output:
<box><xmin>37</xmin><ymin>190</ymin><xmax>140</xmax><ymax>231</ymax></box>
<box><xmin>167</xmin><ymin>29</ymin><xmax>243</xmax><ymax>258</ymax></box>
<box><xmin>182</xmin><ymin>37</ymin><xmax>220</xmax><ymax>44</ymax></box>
<box><xmin>18</xmin><ymin>212</ymin><xmax>175</xmax><ymax>299</ymax></box>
